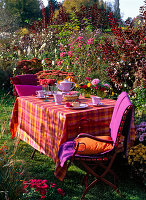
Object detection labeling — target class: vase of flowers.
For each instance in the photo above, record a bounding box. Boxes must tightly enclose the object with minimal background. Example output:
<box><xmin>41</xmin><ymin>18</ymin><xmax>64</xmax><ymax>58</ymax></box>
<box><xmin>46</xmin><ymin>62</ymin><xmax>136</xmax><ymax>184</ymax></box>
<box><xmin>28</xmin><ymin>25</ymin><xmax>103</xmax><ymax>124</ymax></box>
<box><xmin>91</xmin><ymin>79</ymin><xmax>110</xmax><ymax>98</ymax></box>
<box><xmin>77</xmin><ymin>77</ymin><xmax>110</xmax><ymax>98</ymax></box>
<box><xmin>79</xmin><ymin>77</ymin><xmax>92</xmax><ymax>98</ymax></box>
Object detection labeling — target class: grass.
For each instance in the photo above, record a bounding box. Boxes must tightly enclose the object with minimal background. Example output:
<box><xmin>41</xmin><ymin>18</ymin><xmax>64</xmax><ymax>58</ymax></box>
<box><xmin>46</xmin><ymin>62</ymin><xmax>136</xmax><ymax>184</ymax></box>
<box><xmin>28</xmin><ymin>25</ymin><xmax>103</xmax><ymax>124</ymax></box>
<box><xmin>0</xmin><ymin>91</ymin><xmax>146</xmax><ymax>200</ymax></box>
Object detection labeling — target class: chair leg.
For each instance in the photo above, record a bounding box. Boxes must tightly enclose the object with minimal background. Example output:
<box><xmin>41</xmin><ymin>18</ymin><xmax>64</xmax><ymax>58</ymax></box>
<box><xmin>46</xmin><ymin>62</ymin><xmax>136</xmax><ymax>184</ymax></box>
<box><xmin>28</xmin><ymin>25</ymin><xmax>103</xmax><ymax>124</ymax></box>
<box><xmin>80</xmin><ymin>161</ymin><xmax>122</xmax><ymax>197</ymax></box>
<box><xmin>81</xmin><ymin>179</ymin><xmax>99</xmax><ymax>200</ymax></box>
<box><xmin>31</xmin><ymin>149</ymin><xmax>36</xmax><ymax>159</ymax></box>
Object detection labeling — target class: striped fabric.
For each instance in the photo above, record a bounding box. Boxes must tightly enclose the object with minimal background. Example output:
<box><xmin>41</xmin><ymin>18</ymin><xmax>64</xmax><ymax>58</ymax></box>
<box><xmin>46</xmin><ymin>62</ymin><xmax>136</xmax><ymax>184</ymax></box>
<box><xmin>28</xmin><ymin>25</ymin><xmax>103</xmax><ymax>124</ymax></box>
<box><xmin>9</xmin><ymin>95</ymin><xmax>135</xmax><ymax>180</ymax></box>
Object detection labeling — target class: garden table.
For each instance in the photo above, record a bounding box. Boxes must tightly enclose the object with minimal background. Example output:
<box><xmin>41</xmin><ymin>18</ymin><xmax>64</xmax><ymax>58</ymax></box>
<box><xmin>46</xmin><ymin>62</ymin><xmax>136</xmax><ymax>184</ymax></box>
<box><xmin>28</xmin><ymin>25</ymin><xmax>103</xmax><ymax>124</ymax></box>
<box><xmin>9</xmin><ymin>95</ymin><xmax>135</xmax><ymax>180</ymax></box>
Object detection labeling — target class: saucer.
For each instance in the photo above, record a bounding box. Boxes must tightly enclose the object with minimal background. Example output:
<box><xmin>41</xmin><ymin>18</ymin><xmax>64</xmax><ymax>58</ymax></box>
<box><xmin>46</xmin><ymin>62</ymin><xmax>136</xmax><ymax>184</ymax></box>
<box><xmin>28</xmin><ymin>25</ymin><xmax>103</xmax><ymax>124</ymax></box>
<box><xmin>89</xmin><ymin>102</ymin><xmax>104</xmax><ymax>106</ymax></box>
<box><xmin>64</xmin><ymin>103</ymin><xmax>88</xmax><ymax>110</ymax></box>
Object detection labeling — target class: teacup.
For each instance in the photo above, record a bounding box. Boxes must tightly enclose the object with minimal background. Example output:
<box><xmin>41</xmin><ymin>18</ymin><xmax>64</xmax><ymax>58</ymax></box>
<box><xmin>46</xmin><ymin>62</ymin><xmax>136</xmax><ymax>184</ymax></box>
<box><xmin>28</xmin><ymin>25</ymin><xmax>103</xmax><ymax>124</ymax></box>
<box><xmin>36</xmin><ymin>90</ymin><xmax>44</xmax><ymax>98</ymax></box>
<box><xmin>53</xmin><ymin>93</ymin><xmax>63</xmax><ymax>105</ymax></box>
<box><xmin>91</xmin><ymin>96</ymin><xmax>102</xmax><ymax>105</ymax></box>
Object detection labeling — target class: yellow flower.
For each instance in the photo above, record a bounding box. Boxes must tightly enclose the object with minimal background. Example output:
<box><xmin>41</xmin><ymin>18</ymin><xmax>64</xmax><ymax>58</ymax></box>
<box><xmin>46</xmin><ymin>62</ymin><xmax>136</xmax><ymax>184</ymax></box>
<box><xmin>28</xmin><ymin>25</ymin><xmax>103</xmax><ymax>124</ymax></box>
<box><xmin>112</xmin><ymin>92</ymin><xmax>114</xmax><ymax>96</ymax></box>
<box><xmin>87</xmin><ymin>83</ymin><xmax>91</xmax><ymax>87</ymax></box>
<box><xmin>75</xmin><ymin>83</ymin><xmax>79</xmax><ymax>88</ymax></box>
<box><xmin>139</xmin><ymin>152</ymin><xmax>143</xmax><ymax>156</ymax></box>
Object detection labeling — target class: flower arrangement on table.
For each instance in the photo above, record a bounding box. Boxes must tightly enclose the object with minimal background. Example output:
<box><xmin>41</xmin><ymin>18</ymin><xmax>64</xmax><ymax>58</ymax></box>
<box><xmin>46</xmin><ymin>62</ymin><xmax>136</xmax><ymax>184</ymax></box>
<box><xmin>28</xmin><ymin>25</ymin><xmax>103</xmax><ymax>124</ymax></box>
<box><xmin>39</xmin><ymin>79</ymin><xmax>56</xmax><ymax>93</ymax></box>
<box><xmin>22</xmin><ymin>179</ymin><xmax>65</xmax><ymax>199</ymax></box>
<box><xmin>39</xmin><ymin>79</ymin><xmax>56</xmax><ymax>86</ymax></box>
<box><xmin>91</xmin><ymin>78</ymin><xmax>110</xmax><ymax>97</ymax></box>
<box><xmin>77</xmin><ymin>77</ymin><xmax>110</xmax><ymax>98</ymax></box>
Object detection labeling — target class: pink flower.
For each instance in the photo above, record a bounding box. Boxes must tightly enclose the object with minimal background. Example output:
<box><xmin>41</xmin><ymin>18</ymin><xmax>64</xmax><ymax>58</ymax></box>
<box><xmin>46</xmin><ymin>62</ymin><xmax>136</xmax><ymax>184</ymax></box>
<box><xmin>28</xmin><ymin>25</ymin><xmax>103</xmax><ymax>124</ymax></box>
<box><xmin>57</xmin><ymin>60</ymin><xmax>63</xmax><ymax>66</ymax></box>
<box><xmin>76</xmin><ymin>36</ymin><xmax>83</xmax><ymax>41</ymax></box>
<box><xmin>60</xmin><ymin>46</ymin><xmax>65</xmax><ymax>51</ymax></box>
<box><xmin>103</xmin><ymin>83</ymin><xmax>110</xmax><ymax>88</ymax></box>
<box><xmin>60</xmin><ymin>52</ymin><xmax>66</xmax><ymax>57</ymax></box>
<box><xmin>87</xmin><ymin>38</ymin><xmax>94</xmax><ymax>45</ymax></box>
<box><xmin>91</xmin><ymin>79</ymin><xmax>100</xmax><ymax>85</ymax></box>
<box><xmin>67</xmin><ymin>51</ymin><xmax>73</xmax><ymax>57</ymax></box>
<box><xmin>78</xmin><ymin>42</ymin><xmax>83</xmax><ymax>47</ymax></box>
<box><xmin>70</xmin><ymin>46</ymin><xmax>73</xmax><ymax>50</ymax></box>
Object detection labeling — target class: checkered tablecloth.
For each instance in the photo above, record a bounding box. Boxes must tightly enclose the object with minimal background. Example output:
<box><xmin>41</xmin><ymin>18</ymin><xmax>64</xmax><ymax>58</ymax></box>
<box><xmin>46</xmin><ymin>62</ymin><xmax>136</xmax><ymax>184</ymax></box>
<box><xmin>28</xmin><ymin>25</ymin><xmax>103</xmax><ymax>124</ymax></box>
<box><xmin>9</xmin><ymin>95</ymin><xmax>135</xmax><ymax>180</ymax></box>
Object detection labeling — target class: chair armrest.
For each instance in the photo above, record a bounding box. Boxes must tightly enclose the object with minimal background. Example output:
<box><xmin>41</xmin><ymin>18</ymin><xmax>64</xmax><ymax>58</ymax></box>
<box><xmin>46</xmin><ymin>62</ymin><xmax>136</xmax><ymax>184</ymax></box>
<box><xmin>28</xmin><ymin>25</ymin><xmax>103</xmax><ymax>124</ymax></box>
<box><xmin>76</xmin><ymin>133</ymin><xmax>113</xmax><ymax>144</ymax></box>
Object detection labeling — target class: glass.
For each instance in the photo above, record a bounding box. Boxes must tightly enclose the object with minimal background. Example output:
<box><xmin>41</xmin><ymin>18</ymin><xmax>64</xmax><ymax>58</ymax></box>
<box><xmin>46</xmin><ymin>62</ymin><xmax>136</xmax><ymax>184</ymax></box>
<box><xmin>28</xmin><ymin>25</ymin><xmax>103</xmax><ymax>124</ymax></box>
<box><xmin>50</xmin><ymin>85</ymin><xmax>58</xmax><ymax>95</ymax></box>
<box><xmin>42</xmin><ymin>85</ymin><xmax>49</xmax><ymax>102</ymax></box>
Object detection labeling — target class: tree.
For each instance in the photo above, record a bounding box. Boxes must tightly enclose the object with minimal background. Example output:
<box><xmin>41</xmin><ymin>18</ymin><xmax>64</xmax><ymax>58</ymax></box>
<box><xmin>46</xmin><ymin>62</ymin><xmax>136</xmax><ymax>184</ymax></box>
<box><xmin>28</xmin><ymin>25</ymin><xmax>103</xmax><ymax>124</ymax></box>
<box><xmin>0</xmin><ymin>0</ymin><xmax>19</xmax><ymax>32</ymax></box>
<box><xmin>46</xmin><ymin>0</ymin><xmax>59</xmax><ymax>24</ymax></box>
<box><xmin>114</xmin><ymin>0</ymin><xmax>121</xmax><ymax>21</ymax></box>
<box><xmin>62</xmin><ymin>0</ymin><xmax>100</xmax><ymax>13</ymax></box>
<box><xmin>2</xmin><ymin>0</ymin><xmax>41</xmax><ymax>26</ymax></box>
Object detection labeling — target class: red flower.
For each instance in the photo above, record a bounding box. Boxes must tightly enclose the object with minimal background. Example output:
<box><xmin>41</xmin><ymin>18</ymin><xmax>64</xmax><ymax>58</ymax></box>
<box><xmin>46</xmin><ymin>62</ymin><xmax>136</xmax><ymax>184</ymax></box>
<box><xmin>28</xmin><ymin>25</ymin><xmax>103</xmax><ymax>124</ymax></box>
<box><xmin>85</xmin><ymin>77</ymin><xmax>91</xmax><ymax>81</ymax></box>
<box><xmin>57</xmin><ymin>188</ymin><xmax>65</xmax><ymax>197</ymax></box>
<box><xmin>50</xmin><ymin>182</ymin><xmax>57</xmax><ymax>188</ymax></box>
<box><xmin>41</xmin><ymin>195</ymin><xmax>46</xmax><ymax>199</ymax></box>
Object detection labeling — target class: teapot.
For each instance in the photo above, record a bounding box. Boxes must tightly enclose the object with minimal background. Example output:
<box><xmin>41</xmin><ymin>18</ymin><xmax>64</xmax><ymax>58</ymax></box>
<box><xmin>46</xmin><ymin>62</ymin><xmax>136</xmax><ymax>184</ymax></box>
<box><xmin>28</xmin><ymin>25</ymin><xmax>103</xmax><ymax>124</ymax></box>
<box><xmin>55</xmin><ymin>80</ymin><xmax>75</xmax><ymax>92</ymax></box>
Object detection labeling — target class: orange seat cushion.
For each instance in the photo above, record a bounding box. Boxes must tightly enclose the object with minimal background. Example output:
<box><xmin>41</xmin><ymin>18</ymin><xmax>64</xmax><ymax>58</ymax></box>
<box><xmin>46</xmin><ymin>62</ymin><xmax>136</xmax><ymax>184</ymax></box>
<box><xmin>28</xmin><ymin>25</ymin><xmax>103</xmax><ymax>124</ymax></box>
<box><xmin>74</xmin><ymin>136</ymin><xmax>113</xmax><ymax>155</ymax></box>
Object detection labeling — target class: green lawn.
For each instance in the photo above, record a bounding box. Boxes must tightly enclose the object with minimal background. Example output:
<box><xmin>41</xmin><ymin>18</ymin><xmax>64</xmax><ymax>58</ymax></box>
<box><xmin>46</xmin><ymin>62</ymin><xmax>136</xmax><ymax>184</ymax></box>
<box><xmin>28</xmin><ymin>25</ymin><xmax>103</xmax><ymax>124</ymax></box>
<box><xmin>0</xmin><ymin>91</ymin><xmax>145</xmax><ymax>200</ymax></box>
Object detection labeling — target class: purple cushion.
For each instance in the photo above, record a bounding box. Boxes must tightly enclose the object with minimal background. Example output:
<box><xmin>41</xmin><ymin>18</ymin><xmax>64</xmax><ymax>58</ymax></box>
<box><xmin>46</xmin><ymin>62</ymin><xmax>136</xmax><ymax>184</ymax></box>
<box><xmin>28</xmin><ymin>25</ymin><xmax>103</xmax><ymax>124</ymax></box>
<box><xmin>15</xmin><ymin>85</ymin><xmax>42</xmax><ymax>96</ymax></box>
<box><xmin>10</xmin><ymin>77</ymin><xmax>21</xmax><ymax>85</ymax></box>
<box><xmin>16</xmin><ymin>74</ymin><xmax>38</xmax><ymax>85</ymax></box>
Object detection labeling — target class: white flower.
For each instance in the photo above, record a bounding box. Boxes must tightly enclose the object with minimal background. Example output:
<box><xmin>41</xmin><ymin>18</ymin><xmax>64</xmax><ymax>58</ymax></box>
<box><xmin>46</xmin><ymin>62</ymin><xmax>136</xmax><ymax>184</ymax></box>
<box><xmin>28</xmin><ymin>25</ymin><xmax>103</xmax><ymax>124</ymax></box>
<box><xmin>39</xmin><ymin>43</ymin><xmax>46</xmax><ymax>51</ymax></box>
<box><xmin>27</xmin><ymin>46</ymin><xmax>31</xmax><ymax>55</ymax></box>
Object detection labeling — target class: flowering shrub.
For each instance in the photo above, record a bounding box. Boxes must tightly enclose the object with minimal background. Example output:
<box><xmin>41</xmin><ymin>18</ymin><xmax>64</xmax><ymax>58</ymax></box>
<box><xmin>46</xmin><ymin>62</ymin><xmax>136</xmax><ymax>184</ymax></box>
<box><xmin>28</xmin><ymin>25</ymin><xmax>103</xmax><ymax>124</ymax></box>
<box><xmin>127</xmin><ymin>143</ymin><xmax>146</xmax><ymax>185</ymax></box>
<box><xmin>56</xmin><ymin>29</ymin><xmax>107</xmax><ymax>83</ymax></box>
<box><xmin>23</xmin><ymin>179</ymin><xmax>65</xmax><ymax>199</ymax></box>
<box><xmin>35</xmin><ymin>70</ymin><xmax>74</xmax><ymax>82</ymax></box>
<box><xmin>127</xmin><ymin>121</ymin><xmax>146</xmax><ymax>185</ymax></box>
<box><xmin>135</xmin><ymin>121</ymin><xmax>146</xmax><ymax>145</ymax></box>
<box><xmin>39</xmin><ymin>79</ymin><xmax>56</xmax><ymax>86</ymax></box>
<box><xmin>99</xmin><ymin>12</ymin><xmax>145</xmax><ymax>94</ymax></box>
<box><xmin>14</xmin><ymin>58</ymin><xmax>43</xmax><ymax>75</ymax></box>
<box><xmin>130</xmin><ymin>81</ymin><xmax>146</xmax><ymax>124</ymax></box>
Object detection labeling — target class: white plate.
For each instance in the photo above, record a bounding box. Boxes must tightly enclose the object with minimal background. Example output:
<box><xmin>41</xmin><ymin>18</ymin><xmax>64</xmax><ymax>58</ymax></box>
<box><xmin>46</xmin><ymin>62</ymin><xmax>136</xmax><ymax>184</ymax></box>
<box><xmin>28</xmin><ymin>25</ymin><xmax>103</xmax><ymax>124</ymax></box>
<box><xmin>89</xmin><ymin>102</ymin><xmax>104</xmax><ymax>106</ymax></box>
<box><xmin>64</xmin><ymin>103</ymin><xmax>88</xmax><ymax>110</ymax></box>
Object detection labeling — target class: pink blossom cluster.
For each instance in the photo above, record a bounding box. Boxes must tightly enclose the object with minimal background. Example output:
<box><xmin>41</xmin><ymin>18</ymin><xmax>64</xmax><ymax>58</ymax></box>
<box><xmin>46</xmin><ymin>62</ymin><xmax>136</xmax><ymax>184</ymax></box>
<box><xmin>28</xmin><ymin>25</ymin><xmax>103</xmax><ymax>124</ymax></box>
<box><xmin>91</xmin><ymin>79</ymin><xmax>100</xmax><ymax>85</ymax></box>
<box><xmin>57</xmin><ymin>60</ymin><xmax>63</xmax><ymax>66</ymax></box>
<box><xmin>87</xmin><ymin>38</ymin><xmax>94</xmax><ymax>45</ymax></box>
<box><xmin>60</xmin><ymin>52</ymin><xmax>66</xmax><ymax>57</ymax></box>
<box><xmin>23</xmin><ymin>179</ymin><xmax>65</xmax><ymax>199</ymax></box>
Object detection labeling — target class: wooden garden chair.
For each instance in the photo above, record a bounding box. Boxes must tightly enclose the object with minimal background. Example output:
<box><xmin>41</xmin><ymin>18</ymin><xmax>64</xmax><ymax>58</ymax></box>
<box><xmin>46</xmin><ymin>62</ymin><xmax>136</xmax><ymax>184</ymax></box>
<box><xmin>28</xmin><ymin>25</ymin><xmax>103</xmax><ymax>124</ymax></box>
<box><xmin>57</xmin><ymin>92</ymin><xmax>133</xmax><ymax>199</ymax></box>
